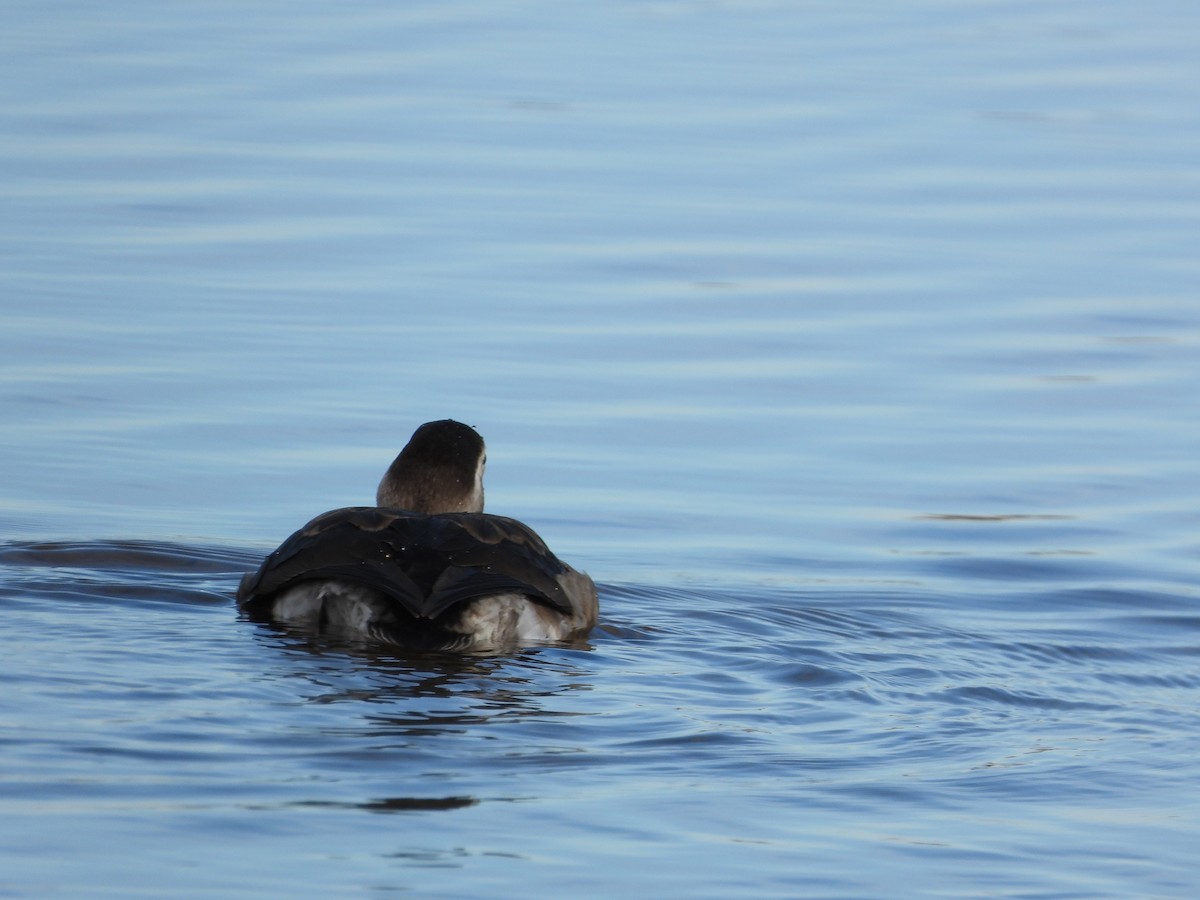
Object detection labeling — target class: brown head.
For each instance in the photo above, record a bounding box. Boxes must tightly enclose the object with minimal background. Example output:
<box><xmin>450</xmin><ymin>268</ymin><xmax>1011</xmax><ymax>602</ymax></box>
<box><xmin>376</xmin><ymin>420</ymin><xmax>486</xmax><ymax>514</ymax></box>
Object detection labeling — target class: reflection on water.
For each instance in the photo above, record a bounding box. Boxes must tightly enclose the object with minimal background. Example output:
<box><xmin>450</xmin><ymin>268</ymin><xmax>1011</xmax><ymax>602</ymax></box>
<box><xmin>255</xmin><ymin>629</ymin><xmax>596</xmax><ymax>730</ymax></box>
<box><xmin>288</xmin><ymin>797</ymin><xmax>479</xmax><ymax>813</ymax></box>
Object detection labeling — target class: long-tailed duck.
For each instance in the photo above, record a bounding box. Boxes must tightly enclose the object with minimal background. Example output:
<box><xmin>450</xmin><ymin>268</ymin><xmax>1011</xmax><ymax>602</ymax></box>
<box><xmin>237</xmin><ymin>420</ymin><xmax>597</xmax><ymax>650</ymax></box>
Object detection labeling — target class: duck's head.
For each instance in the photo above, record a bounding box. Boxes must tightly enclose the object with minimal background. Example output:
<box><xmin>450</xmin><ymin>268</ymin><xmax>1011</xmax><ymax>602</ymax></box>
<box><xmin>376</xmin><ymin>420</ymin><xmax>486</xmax><ymax>514</ymax></box>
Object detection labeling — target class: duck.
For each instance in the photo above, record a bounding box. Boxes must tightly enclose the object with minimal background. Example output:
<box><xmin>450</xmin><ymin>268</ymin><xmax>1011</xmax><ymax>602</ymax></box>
<box><xmin>236</xmin><ymin>420</ymin><xmax>598</xmax><ymax>650</ymax></box>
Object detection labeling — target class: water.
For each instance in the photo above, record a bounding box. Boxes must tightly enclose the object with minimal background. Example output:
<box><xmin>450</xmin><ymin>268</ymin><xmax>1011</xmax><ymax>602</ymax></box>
<box><xmin>2</xmin><ymin>0</ymin><xmax>1199</xmax><ymax>896</ymax></box>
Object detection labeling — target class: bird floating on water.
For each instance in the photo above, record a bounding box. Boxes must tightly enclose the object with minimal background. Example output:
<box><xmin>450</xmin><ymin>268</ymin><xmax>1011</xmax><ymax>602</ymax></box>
<box><xmin>237</xmin><ymin>419</ymin><xmax>598</xmax><ymax>650</ymax></box>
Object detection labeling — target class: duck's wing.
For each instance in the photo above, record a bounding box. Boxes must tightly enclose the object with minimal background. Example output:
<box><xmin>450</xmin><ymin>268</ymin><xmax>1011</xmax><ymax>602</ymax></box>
<box><xmin>237</xmin><ymin>507</ymin><xmax>583</xmax><ymax>621</ymax></box>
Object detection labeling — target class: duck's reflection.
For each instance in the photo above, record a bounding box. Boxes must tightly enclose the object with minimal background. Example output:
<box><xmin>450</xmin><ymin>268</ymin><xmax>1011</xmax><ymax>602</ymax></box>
<box><xmin>288</xmin><ymin>796</ymin><xmax>479</xmax><ymax>813</ymax></box>
<box><xmin>243</xmin><ymin>621</ymin><xmax>600</xmax><ymax>818</ymax></box>
<box><xmin>245</xmin><ymin>617</ymin><xmax>596</xmax><ymax>732</ymax></box>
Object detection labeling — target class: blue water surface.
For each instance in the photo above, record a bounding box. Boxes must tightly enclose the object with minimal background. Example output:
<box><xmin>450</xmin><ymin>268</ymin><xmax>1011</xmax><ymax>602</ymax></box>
<box><xmin>2</xmin><ymin>1</ymin><xmax>1199</xmax><ymax>896</ymax></box>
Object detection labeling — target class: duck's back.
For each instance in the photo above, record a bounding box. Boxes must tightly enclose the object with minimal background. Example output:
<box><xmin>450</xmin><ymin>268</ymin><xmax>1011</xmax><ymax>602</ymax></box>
<box><xmin>237</xmin><ymin>506</ymin><xmax>596</xmax><ymax>648</ymax></box>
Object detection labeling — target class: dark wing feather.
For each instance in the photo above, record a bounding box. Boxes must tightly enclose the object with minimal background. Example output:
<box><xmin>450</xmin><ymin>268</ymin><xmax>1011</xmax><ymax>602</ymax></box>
<box><xmin>237</xmin><ymin>507</ymin><xmax>576</xmax><ymax>620</ymax></box>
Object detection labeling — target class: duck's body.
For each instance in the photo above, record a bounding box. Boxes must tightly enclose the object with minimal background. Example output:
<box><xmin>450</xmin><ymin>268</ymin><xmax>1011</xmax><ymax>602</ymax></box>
<box><xmin>236</xmin><ymin>421</ymin><xmax>597</xmax><ymax>650</ymax></box>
